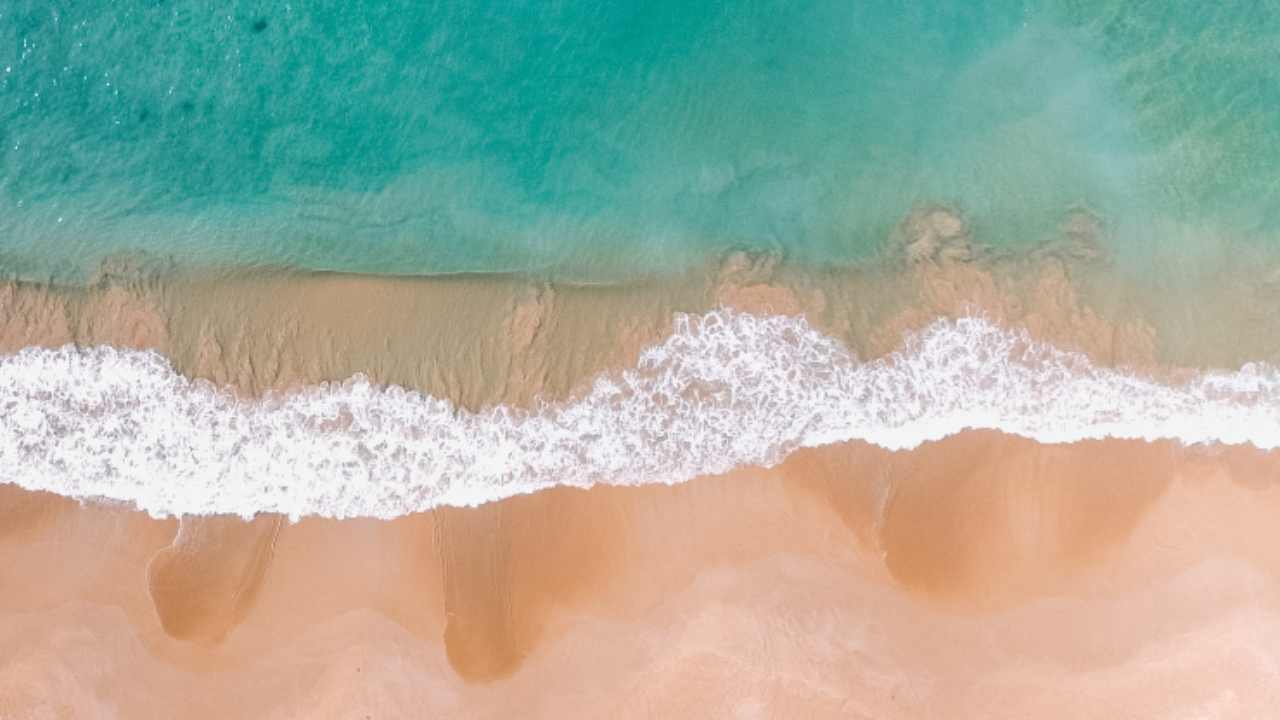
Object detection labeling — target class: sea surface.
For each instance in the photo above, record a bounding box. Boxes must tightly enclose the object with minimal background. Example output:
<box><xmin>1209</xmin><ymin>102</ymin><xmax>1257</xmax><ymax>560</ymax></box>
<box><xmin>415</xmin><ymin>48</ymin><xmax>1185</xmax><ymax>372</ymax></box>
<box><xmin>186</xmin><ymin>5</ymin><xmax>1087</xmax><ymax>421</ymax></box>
<box><xmin>2</xmin><ymin>1</ymin><xmax>1278</xmax><ymax>281</ymax></box>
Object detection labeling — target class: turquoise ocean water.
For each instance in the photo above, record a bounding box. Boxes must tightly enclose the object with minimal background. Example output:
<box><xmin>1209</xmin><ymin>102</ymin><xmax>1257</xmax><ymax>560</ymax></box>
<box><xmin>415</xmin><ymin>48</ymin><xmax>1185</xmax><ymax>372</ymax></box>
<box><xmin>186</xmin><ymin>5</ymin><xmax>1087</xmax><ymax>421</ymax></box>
<box><xmin>1</xmin><ymin>1</ymin><xmax>1277</xmax><ymax>282</ymax></box>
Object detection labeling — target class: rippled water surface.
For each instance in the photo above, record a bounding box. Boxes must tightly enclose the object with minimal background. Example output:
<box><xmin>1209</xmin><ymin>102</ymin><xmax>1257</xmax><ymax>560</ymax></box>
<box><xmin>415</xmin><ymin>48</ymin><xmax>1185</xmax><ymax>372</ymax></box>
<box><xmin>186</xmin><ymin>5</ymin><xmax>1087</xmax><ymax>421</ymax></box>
<box><xmin>1</xmin><ymin>1</ymin><xmax>1277</xmax><ymax>280</ymax></box>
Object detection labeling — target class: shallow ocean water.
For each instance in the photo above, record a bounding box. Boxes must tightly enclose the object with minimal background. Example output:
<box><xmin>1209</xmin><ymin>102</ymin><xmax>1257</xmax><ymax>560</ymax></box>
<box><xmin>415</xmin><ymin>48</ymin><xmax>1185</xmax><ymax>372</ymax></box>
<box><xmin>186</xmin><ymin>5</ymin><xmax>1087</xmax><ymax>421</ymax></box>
<box><xmin>2</xmin><ymin>1</ymin><xmax>1277</xmax><ymax>282</ymax></box>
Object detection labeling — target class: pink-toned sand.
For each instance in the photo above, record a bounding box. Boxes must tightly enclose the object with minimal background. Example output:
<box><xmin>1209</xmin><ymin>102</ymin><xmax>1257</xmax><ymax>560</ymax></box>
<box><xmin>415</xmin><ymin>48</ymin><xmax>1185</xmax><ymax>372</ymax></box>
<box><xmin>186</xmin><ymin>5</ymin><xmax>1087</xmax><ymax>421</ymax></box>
<box><xmin>4</xmin><ymin>436</ymin><xmax>1280</xmax><ymax>718</ymax></box>
<box><xmin>5</xmin><ymin>214</ymin><xmax>1280</xmax><ymax>717</ymax></box>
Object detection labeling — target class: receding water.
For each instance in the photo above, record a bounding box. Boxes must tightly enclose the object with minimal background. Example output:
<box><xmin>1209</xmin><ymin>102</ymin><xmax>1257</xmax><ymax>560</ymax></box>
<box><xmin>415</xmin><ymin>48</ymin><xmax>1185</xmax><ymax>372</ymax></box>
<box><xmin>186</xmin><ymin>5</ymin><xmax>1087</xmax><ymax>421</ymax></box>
<box><xmin>1</xmin><ymin>1</ymin><xmax>1278</xmax><ymax>281</ymax></box>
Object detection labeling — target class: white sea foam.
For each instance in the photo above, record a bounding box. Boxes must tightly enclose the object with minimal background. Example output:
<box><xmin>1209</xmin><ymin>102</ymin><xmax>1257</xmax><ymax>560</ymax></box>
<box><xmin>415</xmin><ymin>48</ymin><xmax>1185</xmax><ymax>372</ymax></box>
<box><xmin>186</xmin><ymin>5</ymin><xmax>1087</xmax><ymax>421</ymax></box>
<box><xmin>2</xmin><ymin>309</ymin><xmax>1279</xmax><ymax>519</ymax></box>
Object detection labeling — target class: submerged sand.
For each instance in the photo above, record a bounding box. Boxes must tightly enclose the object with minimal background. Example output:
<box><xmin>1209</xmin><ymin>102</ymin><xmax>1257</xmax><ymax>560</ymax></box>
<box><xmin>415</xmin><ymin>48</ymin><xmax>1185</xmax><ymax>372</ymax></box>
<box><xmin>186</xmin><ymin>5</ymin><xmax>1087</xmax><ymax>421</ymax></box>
<box><xmin>6</xmin><ymin>218</ymin><xmax>1280</xmax><ymax>410</ymax></box>
<box><xmin>5</xmin><ymin>211</ymin><xmax>1280</xmax><ymax>716</ymax></box>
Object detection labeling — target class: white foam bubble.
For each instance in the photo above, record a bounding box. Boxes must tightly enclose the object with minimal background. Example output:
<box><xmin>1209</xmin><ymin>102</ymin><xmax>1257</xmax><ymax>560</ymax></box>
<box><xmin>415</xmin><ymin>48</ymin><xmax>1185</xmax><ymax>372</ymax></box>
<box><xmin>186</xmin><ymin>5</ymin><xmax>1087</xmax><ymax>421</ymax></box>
<box><xmin>2</xmin><ymin>310</ymin><xmax>1279</xmax><ymax>519</ymax></box>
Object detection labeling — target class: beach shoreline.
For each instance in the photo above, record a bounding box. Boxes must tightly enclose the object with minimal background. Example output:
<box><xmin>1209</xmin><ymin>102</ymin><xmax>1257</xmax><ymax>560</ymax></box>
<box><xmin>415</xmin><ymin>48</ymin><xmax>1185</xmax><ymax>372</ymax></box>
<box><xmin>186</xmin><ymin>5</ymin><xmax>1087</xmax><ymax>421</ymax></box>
<box><xmin>6</xmin><ymin>221</ymin><xmax>1280</xmax><ymax>518</ymax></box>
<box><xmin>5</xmin><ymin>212</ymin><xmax>1280</xmax><ymax>713</ymax></box>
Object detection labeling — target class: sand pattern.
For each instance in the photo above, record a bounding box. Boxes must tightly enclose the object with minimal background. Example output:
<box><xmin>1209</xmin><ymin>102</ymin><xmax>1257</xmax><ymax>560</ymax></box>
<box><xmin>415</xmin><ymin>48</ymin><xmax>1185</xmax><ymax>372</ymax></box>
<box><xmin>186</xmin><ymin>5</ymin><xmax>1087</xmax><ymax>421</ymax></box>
<box><xmin>3</xmin><ymin>436</ymin><xmax>1280</xmax><ymax>716</ymax></box>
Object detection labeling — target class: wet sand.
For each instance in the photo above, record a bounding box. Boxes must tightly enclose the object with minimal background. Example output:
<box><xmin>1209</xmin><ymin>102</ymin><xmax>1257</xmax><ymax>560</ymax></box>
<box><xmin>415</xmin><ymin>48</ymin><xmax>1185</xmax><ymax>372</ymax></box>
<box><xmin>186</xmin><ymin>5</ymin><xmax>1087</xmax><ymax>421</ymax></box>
<box><xmin>3</xmin><ymin>434</ymin><xmax>1280</xmax><ymax>717</ymax></box>
<box><xmin>6</xmin><ymin>211</ymin><xmax>1280</xmax><ymax>715</ymax></box>
<box><xmin>7</xmin><ymin>212</ymin><xmax>1280</xmax><ymax>412</ymax></box>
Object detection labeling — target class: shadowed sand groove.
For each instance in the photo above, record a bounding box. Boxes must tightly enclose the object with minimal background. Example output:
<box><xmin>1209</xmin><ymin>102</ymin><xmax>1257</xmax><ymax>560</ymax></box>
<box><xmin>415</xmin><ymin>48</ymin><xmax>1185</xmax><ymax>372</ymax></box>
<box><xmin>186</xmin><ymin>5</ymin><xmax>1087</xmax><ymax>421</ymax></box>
<box><xmin>873</xmin><ymin>434</ymin><xmax>1174</xmax><ymax>604</ymax></box>
<box><xmin>432</xmin><ymin>487</ymin><xmax>623</xmax><ymax>681</ymax></box>
<box><xmin>435</xmin><ymin>503</ymin><xmax>521</xmax><ymax>680</ymax></box>
<box><xmin>784</xmin><ymin>435</ymin><xmax>1175</xmax><ymax>606</ymax></box>
<box><xmin>146</xmin><ymin>514</ymin><xmax>284</xmax><ymax>645</ymax></box>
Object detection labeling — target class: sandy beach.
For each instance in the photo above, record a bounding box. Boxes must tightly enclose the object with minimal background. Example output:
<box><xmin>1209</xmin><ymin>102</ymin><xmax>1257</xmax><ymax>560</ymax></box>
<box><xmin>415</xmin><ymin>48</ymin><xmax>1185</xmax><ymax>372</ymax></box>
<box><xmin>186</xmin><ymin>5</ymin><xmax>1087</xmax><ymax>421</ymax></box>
<box><xmin>4</xmin><ymin>225</ymin><xmax>1280</xmax><ymax>715</ymax></box>
<box><xmin>4</xmin><ymin>434</ymin><xmax>1280</xmax><ymax>717</ymax></box>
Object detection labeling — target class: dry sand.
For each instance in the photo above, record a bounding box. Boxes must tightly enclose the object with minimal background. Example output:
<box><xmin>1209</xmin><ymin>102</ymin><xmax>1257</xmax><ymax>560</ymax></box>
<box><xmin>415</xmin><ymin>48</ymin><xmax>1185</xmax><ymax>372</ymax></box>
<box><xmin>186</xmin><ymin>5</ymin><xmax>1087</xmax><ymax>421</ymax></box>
<box><xmin>3</xmin><ymin>435</ymin><xmax>1280</xmax><ymax>717</ymax></box>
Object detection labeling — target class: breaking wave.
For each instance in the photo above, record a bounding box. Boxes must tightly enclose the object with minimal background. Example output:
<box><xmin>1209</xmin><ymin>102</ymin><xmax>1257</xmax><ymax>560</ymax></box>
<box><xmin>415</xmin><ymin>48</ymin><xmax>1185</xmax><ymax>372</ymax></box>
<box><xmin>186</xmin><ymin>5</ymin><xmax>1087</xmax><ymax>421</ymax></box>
<box><xmin>2</xmin><ymin>309</ymin><xmax>1279</xmax><ymax>519</ymax></box>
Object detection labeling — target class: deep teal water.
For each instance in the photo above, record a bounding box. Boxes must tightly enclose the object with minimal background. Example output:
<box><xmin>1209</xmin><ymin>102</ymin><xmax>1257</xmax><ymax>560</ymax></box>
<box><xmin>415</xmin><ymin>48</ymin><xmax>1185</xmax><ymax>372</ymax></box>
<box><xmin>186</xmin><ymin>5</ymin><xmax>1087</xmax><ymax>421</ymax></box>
<box><xmin>1</xmin><ymin>1</ymin><xmax>1277</xmax><ymax>281</ymax></box>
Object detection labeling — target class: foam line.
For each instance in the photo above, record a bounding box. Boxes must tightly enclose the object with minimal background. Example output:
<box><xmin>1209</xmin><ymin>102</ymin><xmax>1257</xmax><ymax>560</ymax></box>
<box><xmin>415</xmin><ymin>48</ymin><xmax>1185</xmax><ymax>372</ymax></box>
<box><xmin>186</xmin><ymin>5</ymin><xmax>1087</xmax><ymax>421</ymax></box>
<box><xmin>2</xmin><ymin>310</ymin><xmax>1277</xmax><ymax>519</ymax></box>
